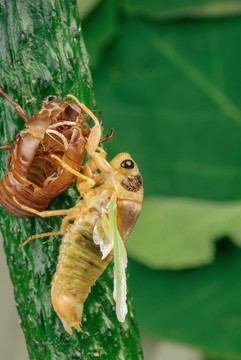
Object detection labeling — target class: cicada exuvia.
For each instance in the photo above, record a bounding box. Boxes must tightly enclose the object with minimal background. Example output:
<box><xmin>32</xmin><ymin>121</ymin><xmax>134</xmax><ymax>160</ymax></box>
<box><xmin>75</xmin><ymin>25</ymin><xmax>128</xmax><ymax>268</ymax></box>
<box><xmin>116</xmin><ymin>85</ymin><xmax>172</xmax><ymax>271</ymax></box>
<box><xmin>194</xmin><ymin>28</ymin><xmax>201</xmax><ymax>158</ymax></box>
<box><xmin>0</xmin><ymin>90</ymin><xmax>113</xmax><ymax>217</ymax></box>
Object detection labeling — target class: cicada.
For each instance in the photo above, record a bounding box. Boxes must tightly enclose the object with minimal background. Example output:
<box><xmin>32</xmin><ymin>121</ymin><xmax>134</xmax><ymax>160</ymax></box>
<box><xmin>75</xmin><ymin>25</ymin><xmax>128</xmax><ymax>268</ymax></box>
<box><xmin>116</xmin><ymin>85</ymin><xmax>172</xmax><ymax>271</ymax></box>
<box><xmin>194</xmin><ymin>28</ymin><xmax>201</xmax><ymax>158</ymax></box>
<box><xmin>16</xmin><ymin>115</ymin><xmax>143</xmax><ymax>334</ymax></box>
<box><xmin>0</xmin><ymin>89</ymin><xmax>113</xmax><ymax>217</ymax></box>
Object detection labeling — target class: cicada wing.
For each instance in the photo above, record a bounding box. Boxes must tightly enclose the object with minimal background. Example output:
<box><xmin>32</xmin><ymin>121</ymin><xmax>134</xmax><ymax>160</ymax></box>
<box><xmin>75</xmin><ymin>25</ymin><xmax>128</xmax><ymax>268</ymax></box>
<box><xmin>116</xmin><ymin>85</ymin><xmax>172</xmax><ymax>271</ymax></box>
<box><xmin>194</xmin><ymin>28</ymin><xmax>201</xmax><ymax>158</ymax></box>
<box><xmin>93</xmin><ymin>199</ymin><xmax>128</xmax><ymax>322</ymax></box>
<box><xmin>108</xmin><ymin>199</ymin><xmax>128</xmax><ymax>322</ymax></box>
<box><xmin>113</xmin><ymin>231</ymin><xmax>128</xmax><ymax>322</ymax></box>
<box><xmin>93</xmin><ymin>209</ymin><xmax>114</xmax><ymax>259</ymax></box>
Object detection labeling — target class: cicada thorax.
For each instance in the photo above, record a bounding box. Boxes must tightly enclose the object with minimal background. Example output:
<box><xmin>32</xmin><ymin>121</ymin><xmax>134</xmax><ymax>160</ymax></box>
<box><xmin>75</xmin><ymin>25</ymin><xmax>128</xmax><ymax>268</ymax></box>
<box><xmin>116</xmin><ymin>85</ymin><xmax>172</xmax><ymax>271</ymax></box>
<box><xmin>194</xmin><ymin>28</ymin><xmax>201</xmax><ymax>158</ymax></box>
<box><xmin>0</xmin><ymin>95</ymin><xmax>90</xmax><ymax>217</ymax></box>
<box><xmin>51</xmin><ymin>218</ymin><xmax>113</xmax><ymax>335</ymax></box>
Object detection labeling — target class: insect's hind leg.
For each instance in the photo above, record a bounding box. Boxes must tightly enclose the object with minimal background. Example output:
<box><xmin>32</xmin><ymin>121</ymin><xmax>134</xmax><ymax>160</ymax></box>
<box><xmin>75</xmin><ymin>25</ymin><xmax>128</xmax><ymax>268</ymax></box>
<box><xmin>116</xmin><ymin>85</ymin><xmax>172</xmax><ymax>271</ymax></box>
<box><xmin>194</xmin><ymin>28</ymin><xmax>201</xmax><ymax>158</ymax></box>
<box><xmin>19</xmin><ymin>206</ymin><xmax>75</xmax><ymax>247</ymax></box>
<box><xmin>0</xmin><ymin>144</ymin><xmax>12</xmax><ymax>150</ymax></box>
<box><xmin>20</xmin><ymin>230</ymin><xmax>63</xmax><ymax>247</ymax></box>
<box><xmin>0</xmin><ymin>88</ymin><xmax>30</xmax><ymax>122</ymax></box>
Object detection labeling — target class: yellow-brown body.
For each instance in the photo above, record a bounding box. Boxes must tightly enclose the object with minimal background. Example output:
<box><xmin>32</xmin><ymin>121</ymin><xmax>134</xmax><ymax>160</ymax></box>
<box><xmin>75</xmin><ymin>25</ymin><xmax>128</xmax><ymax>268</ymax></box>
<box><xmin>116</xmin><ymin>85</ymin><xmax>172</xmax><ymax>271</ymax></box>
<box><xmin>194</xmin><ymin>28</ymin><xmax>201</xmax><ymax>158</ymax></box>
<box><xmin>51</xmin><ymin>153</ymin><xmax>143</xmax><ymax>335</ymax></box>
<box><xmin>51</xmin><ymin>190</ymin><xmax>113</xmax><ymax>334</ymax></box>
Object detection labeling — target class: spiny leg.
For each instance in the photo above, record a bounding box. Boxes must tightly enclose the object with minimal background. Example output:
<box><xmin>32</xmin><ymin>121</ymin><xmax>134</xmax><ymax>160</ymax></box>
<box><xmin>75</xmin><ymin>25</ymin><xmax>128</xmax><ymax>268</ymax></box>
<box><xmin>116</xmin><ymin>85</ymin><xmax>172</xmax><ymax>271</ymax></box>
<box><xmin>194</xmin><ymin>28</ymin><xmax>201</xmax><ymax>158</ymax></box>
<box><xmin>0</xmin><ymin>144</ymin><xmax>12</xmax><ymax>150</ymax></box>
<box><xmin>100</xmin><ymin>128</ymin><xmax>114</xmax><ymax>144</ymax></box>
<box><xmin>59</xmin><ymin>215</ymin><xmax>74</xmax><ymax>234</ymax></box>
<box><xmin>20</xmin><ymin>231</ymin><xmax>63</xmax><ymax>247</ymax></box>
<box><xmin>66</xmin><ymin>95</ymin><xmax>112</xmax><ymax>170</ymax></box>
<box><xmin>58</xmin><ymin>96</ymin><xmax>114</xmax><ymax>182</ymax></box>
<box><xmin>98</xmin><ymin>111</ymin><xmax>104</xmax><ymax>126</ymax></box>
<box><xmin>13</xmin><ymin>197</ymin><xmax>70</xmax><ymax>218</ymax></box>
<box><xmin>19</xmin><ymin>206</ymin><xmax>77</xmax><ymax>248</ymax></box>
<box><xmin>0</xmin><ymin>88</ymin><xmax>30</xmax><ymax>122</ymax></box>
<box><xmin>66</xmin><ymin>95</ymin><xmax>99</xmax><ymax>125</ymax></box>
<box><xmin>66</xmin><ymin>95</ymin><xmax>105</xmax><ymax>165</ymax></box>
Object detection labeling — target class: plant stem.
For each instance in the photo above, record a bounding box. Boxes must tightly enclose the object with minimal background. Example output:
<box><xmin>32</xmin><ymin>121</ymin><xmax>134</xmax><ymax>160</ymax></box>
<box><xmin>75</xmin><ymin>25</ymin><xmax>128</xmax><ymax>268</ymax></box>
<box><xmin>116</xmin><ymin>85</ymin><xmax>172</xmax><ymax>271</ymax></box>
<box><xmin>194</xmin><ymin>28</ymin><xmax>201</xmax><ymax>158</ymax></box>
<box><xmin>0</xmin><ymin>0</ymin><xmax>144</xmax><ymax>359</ymax></box>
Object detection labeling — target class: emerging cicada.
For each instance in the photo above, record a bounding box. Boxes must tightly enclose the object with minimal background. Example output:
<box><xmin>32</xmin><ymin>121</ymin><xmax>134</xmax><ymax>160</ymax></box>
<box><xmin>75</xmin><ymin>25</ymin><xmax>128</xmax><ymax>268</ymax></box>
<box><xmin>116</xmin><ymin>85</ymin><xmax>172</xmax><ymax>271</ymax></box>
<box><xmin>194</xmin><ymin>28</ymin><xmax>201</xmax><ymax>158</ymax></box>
<box><xmin>0</xmin><ymin>89</ymin><xmax>112</xmax><ymax>217</ymax></box>
<box><xmin>16</xmin><ymin>108</ymin><xmax>143</xmax><ymax>334</ymax></box>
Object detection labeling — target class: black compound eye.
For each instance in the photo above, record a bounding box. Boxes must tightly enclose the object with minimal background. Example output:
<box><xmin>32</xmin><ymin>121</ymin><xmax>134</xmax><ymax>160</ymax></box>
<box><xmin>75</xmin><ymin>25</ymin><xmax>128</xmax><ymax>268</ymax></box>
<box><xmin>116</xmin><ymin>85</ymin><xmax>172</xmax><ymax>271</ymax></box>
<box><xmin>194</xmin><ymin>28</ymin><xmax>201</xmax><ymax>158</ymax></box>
<box><xmin>121</xmin><ymin>159</ymin><xmax>134</xmax><ymax>169</ymax></box>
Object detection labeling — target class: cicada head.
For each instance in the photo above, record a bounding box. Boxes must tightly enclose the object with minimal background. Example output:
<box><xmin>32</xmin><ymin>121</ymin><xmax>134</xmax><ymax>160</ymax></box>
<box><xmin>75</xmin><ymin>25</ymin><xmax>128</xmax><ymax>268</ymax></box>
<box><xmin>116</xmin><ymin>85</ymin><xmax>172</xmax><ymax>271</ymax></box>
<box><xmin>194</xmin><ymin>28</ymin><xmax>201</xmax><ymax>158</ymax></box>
<box><xmin>110</xmin><ymin>153</ymin><xmax>143</xmax><ymax>240</ymax></box>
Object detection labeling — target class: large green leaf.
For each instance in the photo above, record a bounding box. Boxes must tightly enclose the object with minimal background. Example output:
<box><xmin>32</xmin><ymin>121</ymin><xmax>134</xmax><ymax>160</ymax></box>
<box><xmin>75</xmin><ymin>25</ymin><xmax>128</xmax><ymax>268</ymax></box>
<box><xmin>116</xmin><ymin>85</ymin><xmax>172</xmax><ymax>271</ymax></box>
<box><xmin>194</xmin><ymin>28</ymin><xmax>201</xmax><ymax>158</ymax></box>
<box><xmin>80</xmin><ymin>0</ymin><xmax>119</xmax><ymax>67</ymax></box>
<box><xmin>83</xmin><ymin>3</ymin><xmax>241</xmax><ymax>356</ymax></box>
<box><xmin>93</xmin><ymin>16</ymin><xmax>241</xmax><ymax>202</ymax></box>
<box><xmin>127</xmin><ymin>197</ymin><xmax>241</xmax><ymax>269</ymax></box>
<box><xmin>125</xmin><ymin>0</ymin><xmax>241</xmax><ymax>19</ymax></box>
<box><xmin>77</xmin><ymin>0</ymin><xmax>102</xmax><ymax>21</ymax></box>
<box><xmin>128</xmin><ymin>239</ymin><xmax>241</xmax><ymax>357</ymax></box>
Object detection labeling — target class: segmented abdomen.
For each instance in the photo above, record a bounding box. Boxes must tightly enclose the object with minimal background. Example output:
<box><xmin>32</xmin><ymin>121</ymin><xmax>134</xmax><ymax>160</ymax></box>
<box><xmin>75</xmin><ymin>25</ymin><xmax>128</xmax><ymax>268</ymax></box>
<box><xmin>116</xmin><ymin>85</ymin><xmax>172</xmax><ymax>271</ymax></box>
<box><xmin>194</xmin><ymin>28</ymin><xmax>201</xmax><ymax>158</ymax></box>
<box><xmin>0</xmin><ymin>95</ymin><xmax>89</xmax><ymax>217</ymax></box>
<box><xmin>51</xmin><ymin>222</ymin><xmax>112</xmax><ymax>334</ymax></box>
<box><xmin>0</xmin><ymin>172</ymin><xmax>52</xmax><ymax>217</ymax></box>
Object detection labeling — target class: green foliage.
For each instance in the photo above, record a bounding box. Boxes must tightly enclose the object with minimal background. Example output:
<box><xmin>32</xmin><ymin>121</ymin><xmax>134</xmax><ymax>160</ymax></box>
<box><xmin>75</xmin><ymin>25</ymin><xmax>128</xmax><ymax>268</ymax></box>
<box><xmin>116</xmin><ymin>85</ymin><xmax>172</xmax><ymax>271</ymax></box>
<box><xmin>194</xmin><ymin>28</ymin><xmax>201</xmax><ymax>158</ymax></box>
<box><xmin>81</xmin><ymin>0</ymin><xmax>241</xmax><ymax>357</ymax></box>
<box><xmin>129</xmin><ymin>239</ymin><xmax>241</xmax><ymax>358</ymax></box>
<box><xmin>80</xmin><ymin>0</ymin><xmax>118</xmax><ymax>67</ymax></box>
<box><xmin>0</xmin><ymin>0</ymin><xmax>143</xmax><ymax>359</ymax></box>
<box><xmin>127</xmin><ymin>197</ymin><xmax>241</xmax><ymax>269</ymax></box>
<box><xmin>125</xmin><ymin>0</ymin><xmax>241</xmax><ymax>19</ymax></box>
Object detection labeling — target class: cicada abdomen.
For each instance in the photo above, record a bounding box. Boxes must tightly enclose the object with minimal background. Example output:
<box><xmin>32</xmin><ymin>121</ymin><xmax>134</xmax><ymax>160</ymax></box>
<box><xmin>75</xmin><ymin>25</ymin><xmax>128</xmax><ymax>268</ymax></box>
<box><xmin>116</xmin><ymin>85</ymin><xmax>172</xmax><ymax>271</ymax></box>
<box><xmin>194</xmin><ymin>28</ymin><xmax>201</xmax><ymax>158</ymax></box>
<box><xmin>0</xmin><ymin>90</ymin><xmax>94</xmax><ymax>217</ymax></box>
<box><xmin>51</xmin><ymin>219</ymin><xmax>113</xmax><ymax>334</ymax></box>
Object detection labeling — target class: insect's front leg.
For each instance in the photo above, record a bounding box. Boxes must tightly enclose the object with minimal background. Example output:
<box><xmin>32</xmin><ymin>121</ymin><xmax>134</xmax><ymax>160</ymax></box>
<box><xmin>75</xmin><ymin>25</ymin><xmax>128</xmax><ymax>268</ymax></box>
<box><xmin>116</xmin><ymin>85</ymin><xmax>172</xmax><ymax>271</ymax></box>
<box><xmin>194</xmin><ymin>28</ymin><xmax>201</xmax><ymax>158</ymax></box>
<box><xmin>85</xmin><ymin>121</ymin><xmax>112</xmax><ymax>173</ymax></box>
<box><xmin>83</xmin><ymin>146</ymin><xmax>108</xmax><ymax>177</ymax></box>
<box><xmin>13</xmin><ymin>196</ymin><xmax>70</xmax><ymax>218</ymax></box>
<box><xmin>76</xmin><ymin>147</ymin><xmax>112</xmax><ymax>193</ymax></box>
<box><xmin>67</xmin><ymin>94</ymin><xmax>112</xmax><ymax>174</ymax></box>
<box><xmin>0</xmin><ymin>88</ymin><xmax>30</xmax><ymax>122</ymax></box>
<box><xmin>51</xmin><ymin>154</ymin><xmax>95</xmax><ymax>192</ymax></box>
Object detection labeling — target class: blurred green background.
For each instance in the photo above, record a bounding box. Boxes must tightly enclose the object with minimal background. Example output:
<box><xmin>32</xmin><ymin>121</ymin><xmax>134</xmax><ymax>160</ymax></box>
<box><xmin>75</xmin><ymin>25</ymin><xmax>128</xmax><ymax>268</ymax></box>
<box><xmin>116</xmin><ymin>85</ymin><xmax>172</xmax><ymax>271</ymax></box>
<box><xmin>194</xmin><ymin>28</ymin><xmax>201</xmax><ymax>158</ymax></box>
<box><xmin>78</xmin><ymin>0</ymin><xmax>241</xmax><ymax>359</ymax></box>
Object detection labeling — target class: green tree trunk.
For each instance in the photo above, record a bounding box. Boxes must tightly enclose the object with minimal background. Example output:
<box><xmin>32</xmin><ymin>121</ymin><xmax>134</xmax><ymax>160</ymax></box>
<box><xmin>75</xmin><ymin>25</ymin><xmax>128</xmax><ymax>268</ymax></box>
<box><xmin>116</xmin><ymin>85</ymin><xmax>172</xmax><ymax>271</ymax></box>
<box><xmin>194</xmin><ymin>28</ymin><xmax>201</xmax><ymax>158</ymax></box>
<box><xmin>0</xmin><ymin>1</ymin><xmax>144</xmax><ymax>359</ymax></box>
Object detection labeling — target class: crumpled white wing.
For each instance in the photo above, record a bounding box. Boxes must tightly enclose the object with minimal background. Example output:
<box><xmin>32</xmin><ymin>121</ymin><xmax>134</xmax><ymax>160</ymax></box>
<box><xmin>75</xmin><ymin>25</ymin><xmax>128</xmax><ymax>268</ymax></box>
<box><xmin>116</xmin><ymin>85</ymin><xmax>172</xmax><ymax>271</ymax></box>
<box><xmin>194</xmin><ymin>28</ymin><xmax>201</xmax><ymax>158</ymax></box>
<box><xmin>93</xmin><ymin>209</ymin><xmax>113</xmax><ymax>259</ymax></box>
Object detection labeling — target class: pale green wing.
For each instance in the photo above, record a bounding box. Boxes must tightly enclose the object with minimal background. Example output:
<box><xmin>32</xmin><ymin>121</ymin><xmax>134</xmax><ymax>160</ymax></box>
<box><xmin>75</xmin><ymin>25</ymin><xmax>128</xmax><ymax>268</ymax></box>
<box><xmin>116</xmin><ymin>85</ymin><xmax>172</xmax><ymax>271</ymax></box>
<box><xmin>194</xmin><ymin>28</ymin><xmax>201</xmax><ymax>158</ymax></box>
<box><xmin>108</xmin><ymin>199</ymin><xmax>128</xmax><ymax>323</ymax></box>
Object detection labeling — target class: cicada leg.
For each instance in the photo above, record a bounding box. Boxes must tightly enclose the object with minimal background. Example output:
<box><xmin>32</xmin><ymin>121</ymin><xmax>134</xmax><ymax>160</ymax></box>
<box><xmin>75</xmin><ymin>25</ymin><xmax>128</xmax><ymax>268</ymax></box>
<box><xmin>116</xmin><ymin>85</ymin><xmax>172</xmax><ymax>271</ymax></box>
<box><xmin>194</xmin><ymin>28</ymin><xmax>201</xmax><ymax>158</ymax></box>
<box><xmin>50</xmin><ymin>154</ymin><xmax>95</xmax><ymax>191</ymax></box>
<box><xmin>13</xmin><ymin>197</ymin><xmax>70</xmax><ymax>218</ymax></box>
<box><xmin>0</xmin><ymin>88</ymin><xmax>30</xmax><ymax>122</ymax></box>
<box><xmin>66</xmin><ymin>95</ymin><xmax>113</xmax><ymax>175</ymax></box>
<box><xmin>66</xmin><ymin>95</ymin><xmax>99</xmax><ymax>125</ymax></box>
<box><xmin>18</xmin><ymin>204</ymin><xmax>77</xmax><ymax>247</ymax></box>
<box><xmin>99</xmin><ymin>128</ymin><xmax>114</xmax><ymax>144</ymax></box>
<box><xmin>0</xmin><ymin>144</ymin><xmax>12</xmax><ymax>150</ymax></box>
<box><xmin>20</xmin><ymin>231</ymin><xmax>63</xmax><ymax>247</ymax></box>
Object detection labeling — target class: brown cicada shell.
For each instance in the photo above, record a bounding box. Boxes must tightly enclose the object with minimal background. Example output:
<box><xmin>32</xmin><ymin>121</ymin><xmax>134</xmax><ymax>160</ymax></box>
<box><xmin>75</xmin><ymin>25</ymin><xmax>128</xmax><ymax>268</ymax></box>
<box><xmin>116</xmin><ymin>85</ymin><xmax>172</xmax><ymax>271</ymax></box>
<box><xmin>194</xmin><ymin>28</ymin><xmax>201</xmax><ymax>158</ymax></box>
<box><xmin>0</xmin><ymin>90</ymin><xmax>112</xmax><ymax>217</ymax></box>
